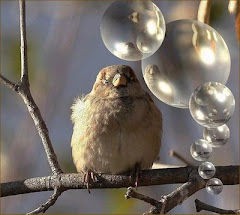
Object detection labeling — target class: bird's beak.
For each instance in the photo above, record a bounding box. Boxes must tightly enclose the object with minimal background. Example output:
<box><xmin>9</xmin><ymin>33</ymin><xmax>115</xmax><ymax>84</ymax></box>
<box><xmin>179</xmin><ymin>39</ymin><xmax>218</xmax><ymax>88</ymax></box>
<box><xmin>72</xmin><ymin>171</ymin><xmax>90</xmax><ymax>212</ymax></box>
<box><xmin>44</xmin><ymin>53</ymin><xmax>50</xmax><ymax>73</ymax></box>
<box><xmin>112</xmin><ymin>74</ymin><xmax>127</xmax><ymax>87</ymax></box>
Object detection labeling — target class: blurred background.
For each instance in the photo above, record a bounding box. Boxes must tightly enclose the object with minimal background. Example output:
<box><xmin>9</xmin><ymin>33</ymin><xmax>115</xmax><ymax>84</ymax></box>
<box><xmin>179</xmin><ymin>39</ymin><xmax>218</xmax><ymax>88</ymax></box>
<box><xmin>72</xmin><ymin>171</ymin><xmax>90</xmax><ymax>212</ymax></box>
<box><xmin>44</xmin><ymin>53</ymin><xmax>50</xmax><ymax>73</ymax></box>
<box><xmin>1</xmin><ymin>1</ymin><xmax>239</xmax><ymax>213</ymax></box>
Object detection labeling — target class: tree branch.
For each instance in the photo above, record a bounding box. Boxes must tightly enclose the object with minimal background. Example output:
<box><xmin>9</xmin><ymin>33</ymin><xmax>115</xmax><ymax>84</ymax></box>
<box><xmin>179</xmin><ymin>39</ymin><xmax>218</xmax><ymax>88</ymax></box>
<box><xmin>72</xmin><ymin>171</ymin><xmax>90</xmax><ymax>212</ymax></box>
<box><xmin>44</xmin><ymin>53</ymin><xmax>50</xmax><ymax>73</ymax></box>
<box><xmin>195</xmin><ymin>199</ymin><xmax>240</xmax><ymax>214</ymax></box>
<box><xmin>18</xmin><ymin>0</ymin><xmax>63</xmax><ymax>175</ymax></box>
<box><xmin>124</xmin><ymin>166</ymin><xmax>239</xmax><ymax>214</ymax></box>
<box><xmin>127</xmin><ymin>171</ymin><xmax>205</xmax><ymax>214</ymax></box>
<box><xmin>26</xmin><ymin>187</ymin><xmax>64</xmax><ymax>215</ymax></box>
<box><xmin>0</xmin><ymin>74</ymin><xmax>20</xmax><ymax>92</ymax></box>
<box><xmin>197</xmin><ymin>0</ymin><xmax>212</xmax><ymax>24</ymax></box>
<box><xmin>169</xmin><ymin>150</ymin><xmax>193</xmax><ymax>166</ymax></box>
<box><xmin>228</xmin><ymin>0</ymin><xmax>238</xmax><ymax>14</ymax></box>
<box><xmin>19</xmin><ymin>0</ymin><xmax>29</xmax><ymax>84</ymax></box>
<box><xmin>1</xmin><ymin>166</ymin><xmax>239</xmax><ymax>198</ymax></box>
<box><xmin>125</xmin><ymin>187</ymin><xmax>161</xmax><ymax>207</ymax></box>
<box><xmin>0</xmin><ymin>1</ymin><xmax>64</xmax><ymax>213</ymax></box>
<box><xmin>1</xmin><ymin>1</ymin><xmax>63</xmax><ymax>176</ymax></box>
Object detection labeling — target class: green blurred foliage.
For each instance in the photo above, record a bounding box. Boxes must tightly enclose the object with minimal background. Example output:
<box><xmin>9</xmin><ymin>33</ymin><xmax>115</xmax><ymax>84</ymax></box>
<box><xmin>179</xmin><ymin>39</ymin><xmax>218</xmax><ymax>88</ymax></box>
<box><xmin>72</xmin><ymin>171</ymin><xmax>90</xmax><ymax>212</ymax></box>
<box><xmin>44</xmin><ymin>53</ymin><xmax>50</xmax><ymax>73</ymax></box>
<box><xmin>60</xmin><ymin>155</ymin><xmax>76</xmax><ymax>173</ymax></box>
<box><xmin>2</xmin><ymin>35</ymin><xmax>38</xmax><ymax>83</ymax></box>
<box><xmin>107</xmin><ymin>189</ymin><xmax>137</xmax><ymax>213</ymax></box>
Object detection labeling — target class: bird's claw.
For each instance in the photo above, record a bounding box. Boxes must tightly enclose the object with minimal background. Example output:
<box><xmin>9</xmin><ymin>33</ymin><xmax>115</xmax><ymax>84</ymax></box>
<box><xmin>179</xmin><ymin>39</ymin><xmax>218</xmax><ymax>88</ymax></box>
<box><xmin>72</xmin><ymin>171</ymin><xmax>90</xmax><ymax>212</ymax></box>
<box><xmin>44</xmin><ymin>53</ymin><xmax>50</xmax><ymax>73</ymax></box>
<box><xmin>84</xmin><ymin>170</ymin><xmax>98</xmax><ymax>194</ymax></box>
<box><xmin>130</xmin><ymin>163</ymin><xmax>142</xmax><ymax>189</ymax></box>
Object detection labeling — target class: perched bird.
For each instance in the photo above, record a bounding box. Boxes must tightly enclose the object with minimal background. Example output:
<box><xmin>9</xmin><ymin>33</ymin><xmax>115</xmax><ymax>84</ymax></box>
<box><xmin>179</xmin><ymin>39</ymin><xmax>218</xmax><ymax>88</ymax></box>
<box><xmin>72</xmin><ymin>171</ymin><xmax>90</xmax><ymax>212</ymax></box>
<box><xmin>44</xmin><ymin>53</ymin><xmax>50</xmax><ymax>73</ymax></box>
<box><xmin>71</xmin><ymin>65</ymin><xmax>162</xmax><ymax>190</ymax></box>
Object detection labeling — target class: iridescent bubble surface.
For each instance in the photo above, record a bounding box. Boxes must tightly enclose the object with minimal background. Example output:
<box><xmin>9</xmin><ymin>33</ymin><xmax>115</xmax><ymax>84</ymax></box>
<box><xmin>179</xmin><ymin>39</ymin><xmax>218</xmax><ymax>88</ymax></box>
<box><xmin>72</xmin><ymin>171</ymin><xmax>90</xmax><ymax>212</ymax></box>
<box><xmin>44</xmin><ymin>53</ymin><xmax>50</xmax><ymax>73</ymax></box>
<box><xmin>101</xmin><ymin>1</ymin><xmax>165</xmax><ymax>61</ymax></box>
<box><xmin>190</xmin><ymin>139</ymin><xmax>212</xmax><ymax>161</ymax></box>
<box><xmin>198</xmin><ymin>162</ymin><xmax>216</xmax><ymax>179</ymax></box>
<box><xmin>206</xmin><ymin>178</ymin><xmax>223</xmax><ymax>195</ymax></box>
<box><xmin>203</xmin><ymin>124</ymin><xmax>230</xmax><ymax>147</ymax></box>
<box><xmin>189</xmin><ymin>82</ymin><xmax>235</xmax><ymax>128</ymax></box>
<box><xmin>142</xmin><ymin>19</ymin><xmax>230</xmax><ymax>108</ymax></box>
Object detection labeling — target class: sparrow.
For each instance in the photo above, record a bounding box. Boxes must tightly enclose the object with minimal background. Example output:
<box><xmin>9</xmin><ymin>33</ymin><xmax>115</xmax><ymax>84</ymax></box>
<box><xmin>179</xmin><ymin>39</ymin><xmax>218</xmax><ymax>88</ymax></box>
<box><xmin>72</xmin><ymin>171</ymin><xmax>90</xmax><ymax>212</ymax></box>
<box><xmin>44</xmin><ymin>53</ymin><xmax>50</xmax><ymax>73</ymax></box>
<box><xmin>71</xmin><ymin>65</ymin><xmax>162</xmax><ymax>190</ymax></box>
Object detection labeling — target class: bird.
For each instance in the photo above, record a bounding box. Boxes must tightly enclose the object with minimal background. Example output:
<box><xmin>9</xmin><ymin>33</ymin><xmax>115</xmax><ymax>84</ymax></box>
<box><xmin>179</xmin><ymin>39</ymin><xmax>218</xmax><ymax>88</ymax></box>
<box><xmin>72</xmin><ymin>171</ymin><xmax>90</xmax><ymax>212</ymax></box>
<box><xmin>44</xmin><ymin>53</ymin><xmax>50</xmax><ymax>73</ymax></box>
<box><xmin>70</xmin><ymin>65</ymin><xmax>162</xmax><ymax>191</ymax></box>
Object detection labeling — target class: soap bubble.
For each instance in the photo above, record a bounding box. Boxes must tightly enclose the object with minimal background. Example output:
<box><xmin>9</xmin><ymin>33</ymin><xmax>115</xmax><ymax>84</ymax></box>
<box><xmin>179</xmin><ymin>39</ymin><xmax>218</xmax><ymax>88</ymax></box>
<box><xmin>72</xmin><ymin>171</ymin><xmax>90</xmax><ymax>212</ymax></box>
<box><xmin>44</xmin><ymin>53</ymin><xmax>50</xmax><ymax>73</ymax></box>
<box><xmin>198</xmin><ymin>162</ymin><xmax>216</xmax><ymax>179</ymax></box>
<box><xmin>203</xmin><ymin>124</ymin><xmax>230</xmax><ymax>147</ymax></box>
<box><xmin>190</xmin><ymin>139</ymin><xmax>212</xmax><ymax>161</ymax></box>
<box><xmin>142</xmin><ymin>19</ymin><xmax>230</xmax><ymax>108</ymax></box>
<box><xmin>101</xmin><ymin>1</ymin><xmax>165</xmax><ymax>61</ymax></box>
<box><xmin>206</xmin><ymin>178</ymin><xmax>223</xmax><ymax>195</ymax></box>
<box><xmin>189</xmin><ymin>82</ymin><xmax>235</xmax><ymax>128</ymax></box>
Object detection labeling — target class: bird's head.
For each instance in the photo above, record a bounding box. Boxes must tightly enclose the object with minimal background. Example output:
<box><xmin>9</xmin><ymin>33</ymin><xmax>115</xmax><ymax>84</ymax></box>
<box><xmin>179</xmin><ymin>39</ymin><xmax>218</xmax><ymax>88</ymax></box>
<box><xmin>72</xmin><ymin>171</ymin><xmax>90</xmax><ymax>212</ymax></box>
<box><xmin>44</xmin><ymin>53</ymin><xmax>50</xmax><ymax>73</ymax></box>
<box><xmin>90</xmin><ymin>65</ymin><xmax>145</xmax><ymax>99</ymax></box>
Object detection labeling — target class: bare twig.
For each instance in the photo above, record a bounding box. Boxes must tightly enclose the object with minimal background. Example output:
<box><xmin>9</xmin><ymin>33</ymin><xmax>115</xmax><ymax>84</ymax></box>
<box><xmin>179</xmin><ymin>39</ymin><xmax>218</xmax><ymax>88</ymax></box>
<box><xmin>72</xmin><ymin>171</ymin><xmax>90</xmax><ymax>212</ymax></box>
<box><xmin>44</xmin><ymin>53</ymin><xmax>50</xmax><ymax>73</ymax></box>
<box><xmin>19</xmin><ymin>0</ymin><xmax>29</xmax><ymax>84</ymax></box>
<box><xmin>27</xmin><ymin>187</ymin><xmax>64</xmax><ymax>215</ymax></box>
<box><xmin>16</xmin><ymin>0</ymin><xmax>63</xmax><ymax>175</ymax></box>
<box><xmin>195</xmin><ymin>199</ymin><xmax>240</xmax><ymax>214</ymax></box>
<box><xmin>197</xmin><ymin>0</ymin><xmax>212</xmax><ymax>24</ymax></box>
<box><xmin>146</xmin><ymin>172</ymin><xmax>205</xmax><ymax>214</ymax></box>
<box><xmin>236</xmin><ymin>1</ymin><xmax>240</xmax><ymax>42</ymax></box>
<box><xmin>0</xmin><ymin>1</ymin><xmax>64</xmax><ymax>213</ymax></box>
<box><xmin>126</xmin><ymin>177</ymin><xmax>204</xmax><ymax>214</ymax></box>
<box><xmin>125</xmin><ymin>187</ymin><xmax>161</xmax><ymax>207</ymax></box>
<box><xmin>229</xmin><ymin>0</ymin><xmax>240</xmax><ymax>42</ymax></box>
<box><xmin>169</xmin><ymin>150</ymin><xmax>193</xmax><ymax>166</ymax></box>
<box><xmin>228</xmin><ymin>0</ymin><xmax>238</xmax><ymax>14</ymax></box>
<box><xmin>126</xmin><ymin>165</ymin><xmax>240</xmax><ymax>214</ymax></box>
<box><xmin>0</xmin><ymin>74</ymin><xmax>19</xmax><ymax>92</ymax></box>
<box><xmin>1</xmin><ymin>166</ymin><xmax>238</xmax><ymax>197</ymax></box>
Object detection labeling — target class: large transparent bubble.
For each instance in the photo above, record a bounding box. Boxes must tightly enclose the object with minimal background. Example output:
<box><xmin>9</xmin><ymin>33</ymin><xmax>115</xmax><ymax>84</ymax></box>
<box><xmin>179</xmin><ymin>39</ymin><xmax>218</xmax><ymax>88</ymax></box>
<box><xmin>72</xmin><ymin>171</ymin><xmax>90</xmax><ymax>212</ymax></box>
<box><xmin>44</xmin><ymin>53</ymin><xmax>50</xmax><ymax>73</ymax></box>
<box><xmin>142</xmin><ymin>19</ymin><xmax>230</xmax><ymax>108</ymax></box>
<box><xmin>100</xmin><ymin>1</ymin><xmax>165</xmax><ymax>61</ymax></box>
<box><xmin>189</xmin><ymin>82</ymin><xmax>235</xmax><ymax>128</ymax></box>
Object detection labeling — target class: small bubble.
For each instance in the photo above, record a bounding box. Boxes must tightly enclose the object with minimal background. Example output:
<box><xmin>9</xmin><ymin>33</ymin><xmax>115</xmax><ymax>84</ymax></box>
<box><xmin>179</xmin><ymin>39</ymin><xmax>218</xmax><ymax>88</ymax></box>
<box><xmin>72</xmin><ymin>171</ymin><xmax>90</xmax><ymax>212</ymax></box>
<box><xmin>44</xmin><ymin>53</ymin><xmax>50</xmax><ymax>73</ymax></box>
<box><xmin>190</xmin><ymin>139</ymin><xmax>212</xmax><ymax>161</ymax></box>
<box><xmin>198</xmin><ymin>162</ymin><xmax>216</xmax><ymax>179</ymax></box>
<box><xmin>189</xmin><ymin>82</ymin><xmax>235</xmax><ymax>128</ymax></box>
<box><xmin>203</xmin><ymin>124</ymin><xmax>230</xmax><ymax>148</ymax></box>
<box><xmin>206</xmin><ymin>178</ymin><xmax>223</xmax><ymax>195</ymax></box>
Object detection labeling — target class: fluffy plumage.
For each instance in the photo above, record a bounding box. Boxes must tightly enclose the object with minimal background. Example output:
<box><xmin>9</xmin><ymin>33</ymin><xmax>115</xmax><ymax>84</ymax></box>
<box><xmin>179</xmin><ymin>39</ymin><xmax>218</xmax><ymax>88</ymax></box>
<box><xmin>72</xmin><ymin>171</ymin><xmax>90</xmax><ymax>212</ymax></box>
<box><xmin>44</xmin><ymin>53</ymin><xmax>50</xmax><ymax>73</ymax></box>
<box><xmin>71</xmin><ymin>65</ymin><xmax>162</xmax><ymax>174</ymax></box>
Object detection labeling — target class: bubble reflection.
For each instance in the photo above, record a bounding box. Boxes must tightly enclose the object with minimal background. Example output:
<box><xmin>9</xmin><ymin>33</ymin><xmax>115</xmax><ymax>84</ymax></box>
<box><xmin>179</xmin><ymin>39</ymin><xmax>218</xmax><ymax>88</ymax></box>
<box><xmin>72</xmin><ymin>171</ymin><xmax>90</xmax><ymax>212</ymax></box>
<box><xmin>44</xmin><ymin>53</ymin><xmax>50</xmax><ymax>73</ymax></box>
<box><xmin>142</xmin><ymin>19</ymin><xmax>230</xmax><ymax>108</ymax></box>
<box><xmin>190</xmin><ymin>139</ymin><xmax>212</xmax><ymax>161</ymax></box>
<box><xmin>206</xmin><ymin>178</ymin><xmax>223</xmax><ymax>195</ymax></box>
<box><xmin>198</xmin><ymin>162</ymin><xmax>216</xmax><ymax>179</ymax></box>
<box><xmin>189</xmin><ymin>82</ymin><xmax>235</xmax><ymax>128</ymax></box>
<box><xmin>101</xmin><ymin>1</ymin><xmax>166</xmax><ymax>61</ymax></box>
<box><xmin>203</xmin><ymin>124</ymin><xmax>230</xmax><ymax>147</ymax></box>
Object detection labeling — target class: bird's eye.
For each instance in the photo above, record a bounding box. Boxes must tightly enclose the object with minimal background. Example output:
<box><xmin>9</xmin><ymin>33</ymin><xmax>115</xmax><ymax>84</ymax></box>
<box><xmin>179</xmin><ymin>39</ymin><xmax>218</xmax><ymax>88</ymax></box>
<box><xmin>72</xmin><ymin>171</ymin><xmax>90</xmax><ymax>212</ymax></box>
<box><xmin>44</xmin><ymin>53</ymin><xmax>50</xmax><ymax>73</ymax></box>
<box><xmin>103</xmin><ymin>79</ymin><xmax>109</xmax><ymax>85</ymax></box>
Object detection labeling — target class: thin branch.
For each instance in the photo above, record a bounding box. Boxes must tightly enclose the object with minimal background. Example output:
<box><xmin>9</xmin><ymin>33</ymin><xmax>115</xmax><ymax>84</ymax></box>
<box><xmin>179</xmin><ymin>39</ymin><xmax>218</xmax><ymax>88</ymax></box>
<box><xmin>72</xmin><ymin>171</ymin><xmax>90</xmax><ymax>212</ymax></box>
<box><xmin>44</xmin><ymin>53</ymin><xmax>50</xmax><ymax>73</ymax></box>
<box><xmin>27</xmin><ymin>187</ymin><xmax>64</xmax><ymax>215</ymax></box>
<box><xmin>195</xmin><ymin>199</ymin><xmax>240</xmax><ymax>214</ymax></box>
<box><xmin>0</xmin><ymin>74</ymin><xmax>20</xmax><ymax>92</ymax></box>
<box><xmin>228</xmin><ymin>0</ymin><xmax>238</xmax><ymax>14</ymax></box>
<box><xmin>125</xmin><ymin>166</ymin><xmax>239</xmax><ymax>214</ymax></box>
<box><xmin>17</xmin><ymin>0</ymin><xmax>62</xmax><ymax>175</ymax></box>
<box><xmin>126</xmin><ymin>178</ymin><xmax>204</xmax><ymax>214</ymax></box>
<box><xmin>125</xmin><ymin>187</ymin><xmax>161</xmax><ymax>207</ymax></box>
<box><xmin>197</xmin><ymin>0</ymin><xmax>212</xmax><ymax>24</ymax></box>
<box><xmin>236</xmin><ymin>1</ymin><xmax>240</xmax><ymax>42</ymax></box>
<box><xmin>19</xmin><ymin>0</ymin><xmax>29</xmax><ymax>84</ymax></box>
<box><xmin>169</xmin><ymin>150</ymin><xmax>193</xmax><ymax>166</ymax></box>
<box><xmin>1</xmin><ymin>166</ymin><xmax>239</xmax><ymax>197</ymax></box>
<box><xmin>147</xmin><ymin>175</ymin><xmax>205</xmax><ymax>214</ymax></box>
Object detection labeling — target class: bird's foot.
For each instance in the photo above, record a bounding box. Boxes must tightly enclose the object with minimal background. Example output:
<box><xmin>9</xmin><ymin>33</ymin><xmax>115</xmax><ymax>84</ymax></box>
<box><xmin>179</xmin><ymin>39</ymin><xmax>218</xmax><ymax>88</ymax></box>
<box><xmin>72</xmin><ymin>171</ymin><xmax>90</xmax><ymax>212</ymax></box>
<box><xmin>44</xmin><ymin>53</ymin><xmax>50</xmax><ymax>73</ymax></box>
<box><xmin>83</xmin><ymin>169</ymin><xmax>98</xmax><ymax>194</ymax></box>
<box><xmin>130</xmin><ymin>163</ymin><xmax>142</xmax><ymax>189</ymax></box>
